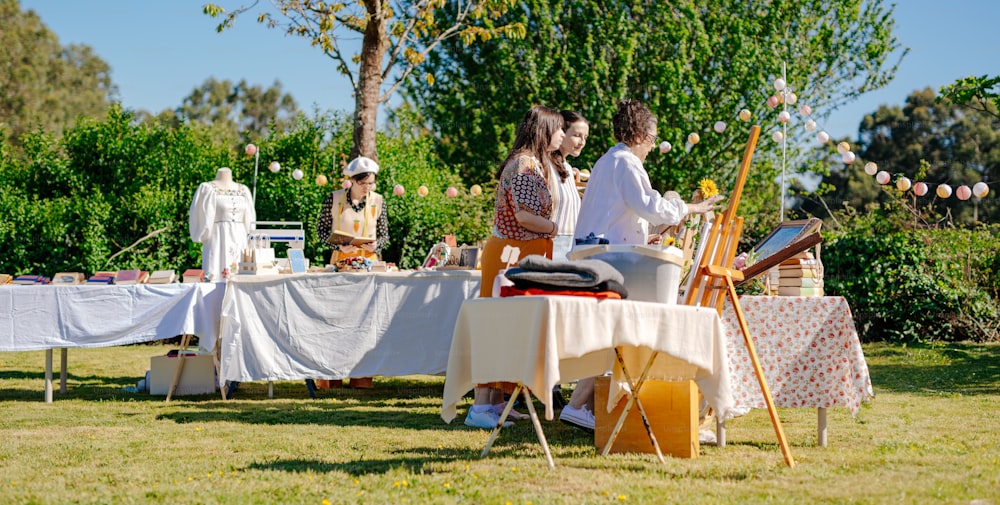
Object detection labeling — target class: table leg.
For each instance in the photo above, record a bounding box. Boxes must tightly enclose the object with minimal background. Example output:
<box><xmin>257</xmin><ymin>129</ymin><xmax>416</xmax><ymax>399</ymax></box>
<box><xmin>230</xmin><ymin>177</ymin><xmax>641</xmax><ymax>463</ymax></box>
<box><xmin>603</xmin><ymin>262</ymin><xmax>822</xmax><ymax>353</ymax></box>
<box><xmin>480</xmin><ymin>384</ymin><xmax>520</xmax><ymax>460</ymax></box>
<box><xmin>166</xmin><ymin>334</ymin><xmax>192</xmax><ymax>402</ymax></box>
<box><xmin>60</xmin><ymin>348</ymin><xmax>68</xmax><ymax>394</ymax></box>
<box><xmin>601</xmin><ymin>349</ymin><xmax>665</xmax><ymax>464</ymax></box>
<box><xmin>817</xmin><ymin>408</ymin><xmax>828</xmax><ymax>447</ymax></box>
<box><xmin>268</xmin><ymin>381</ymin><xmax>274</xmax><ymax>399</ymax></box>
<box><xmin>716</xmin><ymin>418</ymin><xmax>727</xmax><ymax>448</ymax></box>
<box><xmin>521</xmin><ymin>387</ymin><xmax>555</xmax><ymax>469</ymax></box>
<box><xmin>44</xmin><ymin>349</ymin><xmax>53</xmax><ymax>403</ymax></box>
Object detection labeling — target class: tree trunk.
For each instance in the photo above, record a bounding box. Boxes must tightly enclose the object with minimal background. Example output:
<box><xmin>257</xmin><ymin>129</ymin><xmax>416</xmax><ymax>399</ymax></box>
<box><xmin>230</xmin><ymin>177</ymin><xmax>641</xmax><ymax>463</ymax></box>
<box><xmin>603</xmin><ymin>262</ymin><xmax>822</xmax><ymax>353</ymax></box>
<box><xmin>352</xmin><ymin>0</ymin><xmax>387</xmax><ymax>162</ymax></box>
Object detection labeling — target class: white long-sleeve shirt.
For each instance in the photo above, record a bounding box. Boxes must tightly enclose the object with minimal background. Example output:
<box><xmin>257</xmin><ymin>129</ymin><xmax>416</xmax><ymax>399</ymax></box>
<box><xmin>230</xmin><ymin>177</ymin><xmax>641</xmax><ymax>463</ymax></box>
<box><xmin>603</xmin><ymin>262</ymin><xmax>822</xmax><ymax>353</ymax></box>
<box><xmin>574</xmin><ymin>143</ymin><xmax>687</xmax><ymax>245</ymax></box>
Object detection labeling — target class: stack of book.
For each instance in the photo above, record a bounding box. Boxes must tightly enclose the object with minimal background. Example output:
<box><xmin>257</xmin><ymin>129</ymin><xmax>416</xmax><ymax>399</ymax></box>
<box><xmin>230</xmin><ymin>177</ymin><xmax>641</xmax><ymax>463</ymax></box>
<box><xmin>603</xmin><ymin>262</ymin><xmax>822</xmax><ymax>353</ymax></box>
<box><xmin>52</xmin><ymin>272</ymin><xmax>85</xmax><ymax>285</ymax></box>
<box><xmin>775</xmin><ymin>251</ymin><xmax>824</xmax><ymax>296</ymax></box>
<box><xmin>115</xmin><ymin>269</ymin><xmax>149</xmax><ymax>285</ymax></box>
<box><xmin>86</xmin><ymin>271</ymin><xmax>117</xmax><ymax>284</ymax></box>
<box><xmin>148</xmin><ymin>270</ymin><xmax>177</xmax><ymax>284</ymax></box>
<box><xmin>13</xmin><ymin>274</ymin><xmax>50</xmax><ymax>285</ymax></box>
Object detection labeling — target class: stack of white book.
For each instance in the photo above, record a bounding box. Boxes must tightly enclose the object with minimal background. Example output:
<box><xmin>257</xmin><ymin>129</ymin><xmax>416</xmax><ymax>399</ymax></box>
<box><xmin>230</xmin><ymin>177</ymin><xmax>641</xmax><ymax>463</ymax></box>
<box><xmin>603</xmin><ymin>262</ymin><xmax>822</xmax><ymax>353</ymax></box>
<box><xmin>775</xmin><ymin>252</ymin><xmax>823</xmax><ymax>296</ymax></box>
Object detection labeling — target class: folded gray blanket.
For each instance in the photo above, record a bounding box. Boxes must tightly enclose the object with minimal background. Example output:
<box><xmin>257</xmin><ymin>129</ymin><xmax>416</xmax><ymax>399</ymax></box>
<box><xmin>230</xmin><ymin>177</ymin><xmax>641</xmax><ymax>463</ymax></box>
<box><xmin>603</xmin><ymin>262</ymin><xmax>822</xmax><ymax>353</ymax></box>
<box><xmin>504</xmin><ymin>255</ymin><xmax>628</xmax><ymax>297</ymax></box>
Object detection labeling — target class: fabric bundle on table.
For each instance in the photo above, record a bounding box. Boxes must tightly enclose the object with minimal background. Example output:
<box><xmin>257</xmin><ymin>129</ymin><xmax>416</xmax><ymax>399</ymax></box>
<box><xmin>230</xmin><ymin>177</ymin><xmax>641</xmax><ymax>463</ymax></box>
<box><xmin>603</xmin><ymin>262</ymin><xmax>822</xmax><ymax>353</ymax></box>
<box><xmin>501</xmin><ymin>255</ymin><xmax>628</xmax><ymax>299</ymax></box>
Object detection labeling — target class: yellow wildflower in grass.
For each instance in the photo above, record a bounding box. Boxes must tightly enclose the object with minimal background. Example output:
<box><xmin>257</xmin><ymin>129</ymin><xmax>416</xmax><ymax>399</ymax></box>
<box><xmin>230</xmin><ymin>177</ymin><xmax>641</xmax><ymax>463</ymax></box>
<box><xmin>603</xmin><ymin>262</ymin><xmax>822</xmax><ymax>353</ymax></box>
<box><xmin>697</xmin><ymin>178</ymin><xmax>719</xmax><ymax>198</ymax></box>
<box><xmin>323</xmin><ymin>499</ymin><xmax>331</xmax><ymax>505</ymax></box>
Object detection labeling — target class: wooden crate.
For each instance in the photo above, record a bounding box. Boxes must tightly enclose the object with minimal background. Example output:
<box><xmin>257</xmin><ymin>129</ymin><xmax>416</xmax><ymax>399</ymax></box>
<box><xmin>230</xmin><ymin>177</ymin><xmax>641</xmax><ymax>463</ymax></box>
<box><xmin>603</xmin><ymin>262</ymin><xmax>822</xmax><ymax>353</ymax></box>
<box><xmin>593</xmin><ymin>376</ymin><xmax>699</xmax><ymax>458</ymax></box>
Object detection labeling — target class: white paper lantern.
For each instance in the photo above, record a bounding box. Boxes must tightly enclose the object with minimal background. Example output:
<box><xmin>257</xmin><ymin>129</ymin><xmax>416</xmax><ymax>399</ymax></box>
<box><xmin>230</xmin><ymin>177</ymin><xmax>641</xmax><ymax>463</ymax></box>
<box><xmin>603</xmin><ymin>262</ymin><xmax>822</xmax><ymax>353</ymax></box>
<box><xmin>772</xmin><ymin>130</ymin><xmax>785</xmax><ymax>143</ymax></box>
<box><xmin>804</xmin><ymin>119</ymin><xmax>817</xmax><ymax>131</ymax></box>
<box><xmin>896</xmin><ymin>177</ymin><xmax>911</xmax><ymax>192</ymax></box>
<box><xmin>773</xmin><ymin>78</ymin><xmax>786</xmax><ymax>91</ymax></box>
<box><xmin>973</xmin><ymin>182</ymin><xmax>989</xmax><ymax>198</ymax></box>
<box><xmin>864</xmin><ymin>162</ymin><xmax>878</xmax><ymax>176</ymax></box>
<box><xmin>837</xmin><ymin>141</ymin><xmax>851</xmax><ymax>154</ymax></box>
<box><xmin>842</xmin><ymin>151</ymin><xmax>856</xmax><ymax>164</ymax></box>
<box><xmin>875</xmin><ymin>171</ymin><xmax>890</xmax><ymax>184</ymax></box>
<box><xmin>291</xmin><ymin>168</ymin><xmax>304</xmax><ymax>180</ymax></box>
<box><xmin>659</xmin><ymin>141</ymin><xmax>672</xmax><ymax>153</ymax></box>
<box><xmin>714</xmin><ymin>121</ymin><xmax>727</xmax><ymax>133</ymax></box>
<box><xmin>799</xmin><ymin>105</ymin><xmax>812</xmax><ymax>117</ymax></box>
<box><xmin>268</xmin><ymin>161</ymin><xmax>281</xmax><ymax>173</ymax></box>
<box><xmin>778</xmin><ymin>111</ymin><xmax>791</xmax><ymax>123</ymax></box>
<box><xmin>785</xmin><ymin>92</ymin><xmax>798</xmax><ymax>105</ymax></box>
<box><xmin>936</xmin><ymin>184</ymin><xmax>952</xmax><ymax>199</ymax></box>
<box><xmin>816</xmin><ymin>131</ymin><xmax>830</xmax><ymax>144</ymax></box>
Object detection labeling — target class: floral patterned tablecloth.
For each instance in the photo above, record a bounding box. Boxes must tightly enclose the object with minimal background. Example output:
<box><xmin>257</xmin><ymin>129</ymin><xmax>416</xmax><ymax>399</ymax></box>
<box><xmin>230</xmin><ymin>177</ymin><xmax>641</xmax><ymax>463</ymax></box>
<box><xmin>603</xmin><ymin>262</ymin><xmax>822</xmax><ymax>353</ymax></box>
<box><xmin>721</xmin><ymin>296</ymin><xmax>874</xmax><ymax>417</ymax></box>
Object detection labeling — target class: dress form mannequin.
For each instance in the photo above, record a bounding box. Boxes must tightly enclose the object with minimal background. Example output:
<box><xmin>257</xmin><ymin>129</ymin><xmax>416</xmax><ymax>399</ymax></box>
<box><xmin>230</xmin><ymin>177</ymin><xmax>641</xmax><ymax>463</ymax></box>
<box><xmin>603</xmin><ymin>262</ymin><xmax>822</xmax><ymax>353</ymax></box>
<box><xmin>189</xmin><ymin>168</ymin><xmax>256</xmax><ymax>281</ymax></box>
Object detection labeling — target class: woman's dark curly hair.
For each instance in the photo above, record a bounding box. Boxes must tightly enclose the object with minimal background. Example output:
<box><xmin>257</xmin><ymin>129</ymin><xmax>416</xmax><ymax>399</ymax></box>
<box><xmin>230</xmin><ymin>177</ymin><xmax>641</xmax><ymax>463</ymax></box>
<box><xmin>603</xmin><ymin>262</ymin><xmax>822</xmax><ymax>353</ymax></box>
<box><xmin>612</xmin><ymin>98</ymin><xmax>657</xmax><ymax>146</ymax></box>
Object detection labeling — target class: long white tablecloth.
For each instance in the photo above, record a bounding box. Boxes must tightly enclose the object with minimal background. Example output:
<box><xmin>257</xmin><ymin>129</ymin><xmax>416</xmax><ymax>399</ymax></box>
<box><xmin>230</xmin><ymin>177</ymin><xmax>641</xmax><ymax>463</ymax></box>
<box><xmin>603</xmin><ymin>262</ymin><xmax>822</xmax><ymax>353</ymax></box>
<box><xmin>441</xmin><ymin>296</ymin><xmax>734</xmax><ymax>422</ymax></box>
<box><xmin>217</xmin><ymin>270</ymin><xmax>481</xmax><ymax>384</ymax></box>
<box><xmin>0</xmin><ymin>283</ymin><xmax>225</xmax><ymax>351</ymax></box>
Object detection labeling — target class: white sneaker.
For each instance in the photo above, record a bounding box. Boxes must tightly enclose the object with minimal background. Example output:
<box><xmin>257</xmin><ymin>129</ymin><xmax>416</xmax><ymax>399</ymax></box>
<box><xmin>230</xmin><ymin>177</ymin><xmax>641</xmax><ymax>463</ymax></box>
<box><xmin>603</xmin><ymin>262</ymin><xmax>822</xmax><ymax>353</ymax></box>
<box><xmin>699</xmin><ymin>428</ymin><xmax>717</xmax><ymax>445</ymax></box>
<box><xmin>559</xmin><ymin>405</ymin><xmax>595</xmax><ymax>433</ymax></box>
<box><xmin>465</xmin><ymin>408</ymin><xmax>514</xmax><ymax>429</ymax></box>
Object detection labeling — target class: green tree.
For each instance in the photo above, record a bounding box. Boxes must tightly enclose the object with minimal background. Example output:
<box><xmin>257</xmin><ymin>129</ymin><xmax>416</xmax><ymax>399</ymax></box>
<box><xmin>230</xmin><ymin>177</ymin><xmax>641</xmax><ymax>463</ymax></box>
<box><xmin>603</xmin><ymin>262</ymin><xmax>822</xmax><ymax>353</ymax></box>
<box><xmin>0</xmin><ymin>0</ymin><xmax>116</xmax><ymax>145</ymax></box>
<box><xmin>816</xmin><ymin>88</ymin><xmax>999</xmax><ymax>227</ymax></box>
<box><xmin>151</xmin><ymin>77</ymin><xmax>299</xmax><ymax>147</ymax></box>
<box><xmin>407</xmin><ymin>0</ymin><xmax>904</xmax><ymax>239</ymax></box>
<box><xmin>939</xmin><ymin>74</ymin><xmax>1000</xmax><ymax>120</ymax></box>
<box><xmin>203</xmin><ymin>0</ymin><xmax>524</xmax><ymax>162</ymax></box>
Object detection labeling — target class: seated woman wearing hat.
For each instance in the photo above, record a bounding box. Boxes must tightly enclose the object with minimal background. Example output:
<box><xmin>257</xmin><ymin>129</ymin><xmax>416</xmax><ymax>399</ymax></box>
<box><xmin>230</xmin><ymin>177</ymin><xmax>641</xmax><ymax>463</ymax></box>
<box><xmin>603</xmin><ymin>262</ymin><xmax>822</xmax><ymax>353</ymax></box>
<box><xmin>317</xmin><ymin>156</ymin><xmax>388</xmax><ymax>266</ymax></box>
<box><xmin>315</xmin><ymin>155</ymin><xmax>388</xmax><ymax>389</ymax></box>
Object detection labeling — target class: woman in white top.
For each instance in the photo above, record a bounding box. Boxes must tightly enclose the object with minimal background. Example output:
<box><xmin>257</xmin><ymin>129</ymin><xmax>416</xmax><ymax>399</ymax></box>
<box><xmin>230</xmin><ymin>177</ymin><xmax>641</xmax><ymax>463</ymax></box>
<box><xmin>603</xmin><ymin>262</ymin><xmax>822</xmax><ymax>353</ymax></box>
<box><xmin>559</xmin><ymin>99</ymin><xmax>723</xmax><ymax>432</ymax></box>
<box><xmin>549</xmin><ymin>110</ymin><xmax>589</xmax><ymax>260</ymax></box>
<box><xmin>575</xmin><ymin>99</ymin><xmax>722</xmax><ymax>245</ymax></box>
<box><xmin>188</xmin><ymin>167</ymin><xmax>256</xmax><ymax>281</ymax></box>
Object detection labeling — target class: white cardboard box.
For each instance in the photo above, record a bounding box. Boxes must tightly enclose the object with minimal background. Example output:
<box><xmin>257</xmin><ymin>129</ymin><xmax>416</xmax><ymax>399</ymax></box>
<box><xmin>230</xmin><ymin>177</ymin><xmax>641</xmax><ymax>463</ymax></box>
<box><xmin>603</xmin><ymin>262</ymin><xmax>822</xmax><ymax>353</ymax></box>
<box><xmin>149</xmin><ymin>353</ymin><xmax>217</xmax><ymax>396</ymax></box>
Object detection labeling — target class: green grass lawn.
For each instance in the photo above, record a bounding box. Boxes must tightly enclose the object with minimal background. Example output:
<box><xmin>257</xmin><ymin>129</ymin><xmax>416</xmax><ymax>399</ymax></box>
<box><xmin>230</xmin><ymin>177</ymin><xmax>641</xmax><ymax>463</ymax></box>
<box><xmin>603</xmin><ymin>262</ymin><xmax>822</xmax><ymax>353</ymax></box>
<box><xmin>1</xmin><ymin>342</ymin><xmax>998</xmax><ymax>504</ymax></box>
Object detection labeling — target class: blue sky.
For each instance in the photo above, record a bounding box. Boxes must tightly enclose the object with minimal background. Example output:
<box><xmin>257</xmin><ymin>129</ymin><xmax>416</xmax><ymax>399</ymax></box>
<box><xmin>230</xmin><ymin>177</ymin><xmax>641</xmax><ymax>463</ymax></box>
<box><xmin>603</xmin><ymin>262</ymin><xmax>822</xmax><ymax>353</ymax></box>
<box><xmin>20</xmin><ymin>0</ymin><xmax>1000</xmax><ymax>141</ymax></box>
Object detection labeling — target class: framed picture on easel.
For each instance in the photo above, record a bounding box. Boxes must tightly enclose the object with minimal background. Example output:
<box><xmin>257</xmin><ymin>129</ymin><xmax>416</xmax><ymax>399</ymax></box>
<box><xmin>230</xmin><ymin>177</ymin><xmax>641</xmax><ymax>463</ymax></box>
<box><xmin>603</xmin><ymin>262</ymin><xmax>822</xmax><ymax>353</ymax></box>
<box><xmin>739</xmin><ymin>218</ymin><xmax>823</xmax><ymax>284</ymax></box>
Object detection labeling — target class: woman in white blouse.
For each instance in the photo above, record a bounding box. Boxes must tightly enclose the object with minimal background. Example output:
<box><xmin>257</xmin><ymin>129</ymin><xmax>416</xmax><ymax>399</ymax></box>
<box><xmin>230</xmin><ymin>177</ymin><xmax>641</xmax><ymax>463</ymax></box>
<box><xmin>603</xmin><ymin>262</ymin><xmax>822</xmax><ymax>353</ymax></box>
<box><xmin>575</xmin><ymin>99</ymin><xmax>722</xmax><ymax>245</ymax></box>
<box><xmin>560</xmin><ymin>99</ymin><xmax>723</xmax><ymax>432</ymax></box>
<box><xmin>549</xmin><ymin>110</ymin><xmax>589</xmax><ymax>260</ymax></box>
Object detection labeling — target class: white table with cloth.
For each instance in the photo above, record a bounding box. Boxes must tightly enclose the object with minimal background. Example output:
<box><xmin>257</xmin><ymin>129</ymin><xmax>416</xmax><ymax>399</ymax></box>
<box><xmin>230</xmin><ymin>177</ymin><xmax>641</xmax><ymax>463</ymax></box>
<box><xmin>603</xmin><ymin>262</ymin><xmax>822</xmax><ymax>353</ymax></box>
<box><xmin>216</xmin><ymin>270</ymin><xmax>481</xmax><ymax>386</ymax></box>
<box><xmin>0</xmin><ymin>282</ymin><xmax>226</xmax><ymax>401</ymax></box>
<box><xmin>720</xmin><ymin>295</ymin><xmax>874</xmax><ymax>446</ymax></box>
<box><xmin>441</xmin><ymin>296</ymin><xmax>735</xmax><ymax>443</ymax></box>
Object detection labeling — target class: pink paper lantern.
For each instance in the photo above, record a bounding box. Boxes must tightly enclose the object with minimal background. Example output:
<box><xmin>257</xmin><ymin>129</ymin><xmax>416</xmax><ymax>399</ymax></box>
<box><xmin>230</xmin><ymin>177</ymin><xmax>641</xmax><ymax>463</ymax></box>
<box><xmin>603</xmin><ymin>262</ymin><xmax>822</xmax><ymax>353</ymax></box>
<box><xmin>446</xmin><ymin>186</ymin><xmax>459</xmax><ymax>198</ymax></box>
<box><xmin>956</xmin><ymin>185</ymin><xmax>972</xmax><ymax>201</ymax></box>
<box><xmin>245</xmin><ymin>144</ymin><xmax>257</xmax><ymax>156</ymax></box>
<box><xmin>342</xmin><ymin>179</ymin><xmax>352</xmax><ymax>189</ymax></box>
<box><xmin>913</xmin><ymin>182</ymin><xmax>928</xmax><ymax>196</ymax></box>
<box><xmin>875</xmin><ymin>171</ymin><xmax>890</xmax><ymax>185</ymax></box>
<box><xmin>766</xmin><ymin>96</ymin><xmax>779</xmax><ymax>108</ymax></box>
<box><xmin>393</xmin><ymin>184</ymin><xmax>405</xmax><ymax>196</ymax></box>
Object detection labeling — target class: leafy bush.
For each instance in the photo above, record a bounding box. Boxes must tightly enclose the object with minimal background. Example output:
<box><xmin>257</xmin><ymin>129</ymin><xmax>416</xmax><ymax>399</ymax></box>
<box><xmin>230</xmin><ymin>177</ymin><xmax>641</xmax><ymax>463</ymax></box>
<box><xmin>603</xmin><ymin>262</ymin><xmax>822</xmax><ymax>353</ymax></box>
<box><xmin>823</xmin><ymin>216</ymin><xmax>1000</xmax><ymax>343</ymax></box>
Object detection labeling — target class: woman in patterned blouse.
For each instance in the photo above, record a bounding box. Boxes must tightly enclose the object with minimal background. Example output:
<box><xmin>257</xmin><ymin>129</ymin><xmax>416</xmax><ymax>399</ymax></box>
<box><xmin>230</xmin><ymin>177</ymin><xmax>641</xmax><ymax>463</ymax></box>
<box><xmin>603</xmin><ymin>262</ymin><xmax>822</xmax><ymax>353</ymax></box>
<box><xmin>464</xmin><ymin>105</ymin><xmax>566</xmax><ymax>430</ymax></box>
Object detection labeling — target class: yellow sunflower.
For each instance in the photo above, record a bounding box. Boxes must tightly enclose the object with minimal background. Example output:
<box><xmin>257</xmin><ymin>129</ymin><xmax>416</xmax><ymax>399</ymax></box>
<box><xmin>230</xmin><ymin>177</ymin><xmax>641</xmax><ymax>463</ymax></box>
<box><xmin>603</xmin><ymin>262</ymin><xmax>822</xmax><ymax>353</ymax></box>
<box><xmin>698</xmin><ymin>178</ymin><xmax>719</xmax><ymax>198</ymax></box>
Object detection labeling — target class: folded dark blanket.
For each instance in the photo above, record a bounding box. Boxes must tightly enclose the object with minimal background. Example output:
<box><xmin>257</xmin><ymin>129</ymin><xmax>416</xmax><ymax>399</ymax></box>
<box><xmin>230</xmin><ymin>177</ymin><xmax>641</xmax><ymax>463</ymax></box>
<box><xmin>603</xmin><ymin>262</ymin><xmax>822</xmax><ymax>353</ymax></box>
<box><xmin>504</xmin><ymin>255</ymin><xmax>628</xmax><ymax>298</ymax></box>
<box><xmin>508</xmin><ymin>277</ymin><xmax>629</xmax><ymax>298</ymax></box>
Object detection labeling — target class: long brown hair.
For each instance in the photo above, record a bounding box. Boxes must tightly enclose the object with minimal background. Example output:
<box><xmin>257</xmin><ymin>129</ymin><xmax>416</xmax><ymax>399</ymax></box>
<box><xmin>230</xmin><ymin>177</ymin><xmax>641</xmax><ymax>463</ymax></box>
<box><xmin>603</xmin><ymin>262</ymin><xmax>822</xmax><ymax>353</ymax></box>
<box><xmin>554</xmin><ymin>110</ymin><xmax>589</xmax><ymax>182</ymax></box>
<box><xmin>496</xmin><ymin>105</ymin><xmax>564</xmax><ymax>180</ymax></box>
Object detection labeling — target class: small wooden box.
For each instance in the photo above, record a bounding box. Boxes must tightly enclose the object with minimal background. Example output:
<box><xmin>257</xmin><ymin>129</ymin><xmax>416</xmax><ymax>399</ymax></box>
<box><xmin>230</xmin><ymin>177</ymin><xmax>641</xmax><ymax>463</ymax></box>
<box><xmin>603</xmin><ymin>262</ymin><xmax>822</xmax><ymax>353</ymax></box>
<box><xmin>149</xmin><ymin>354</ymin><xmax>217</xmax><ymax>396</ymax></box>
<box><xmin>593</xmin><ymin>376</ymin><xmax>699</xmax><ymax>458</ymax></box>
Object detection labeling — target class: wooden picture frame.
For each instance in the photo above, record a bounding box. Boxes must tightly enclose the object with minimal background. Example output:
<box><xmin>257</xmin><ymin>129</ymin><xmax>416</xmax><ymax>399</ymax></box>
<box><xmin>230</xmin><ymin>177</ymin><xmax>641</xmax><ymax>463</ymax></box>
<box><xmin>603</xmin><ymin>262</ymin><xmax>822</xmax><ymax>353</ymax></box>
<box><xmin>750</xmin><ymin>218</ymin><xmax>822</xmax><ymax>263</ymax></box>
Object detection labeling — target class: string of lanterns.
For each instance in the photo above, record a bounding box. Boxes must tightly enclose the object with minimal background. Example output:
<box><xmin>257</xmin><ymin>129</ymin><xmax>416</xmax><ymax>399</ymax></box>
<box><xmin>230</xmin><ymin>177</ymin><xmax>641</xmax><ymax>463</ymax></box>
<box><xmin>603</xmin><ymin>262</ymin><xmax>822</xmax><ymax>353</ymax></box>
<box><xmin>655</xmin><ymin>69</ymin><xmax>992</xmax><ymax>206</ymax></box>
<box><xmin>244</xmin><ymin>143</ymin><xmax>484</xmax><ymax>199</ymax></box>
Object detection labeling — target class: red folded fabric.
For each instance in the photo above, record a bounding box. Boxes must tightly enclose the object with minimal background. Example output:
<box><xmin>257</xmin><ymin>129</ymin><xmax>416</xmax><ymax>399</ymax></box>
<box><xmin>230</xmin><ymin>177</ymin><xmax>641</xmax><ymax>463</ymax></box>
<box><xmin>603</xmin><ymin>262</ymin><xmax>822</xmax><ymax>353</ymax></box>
<box><xmin>499</xmin><ymin>286</ymin><xmax>622</xmax><ymax>299</ymax></box>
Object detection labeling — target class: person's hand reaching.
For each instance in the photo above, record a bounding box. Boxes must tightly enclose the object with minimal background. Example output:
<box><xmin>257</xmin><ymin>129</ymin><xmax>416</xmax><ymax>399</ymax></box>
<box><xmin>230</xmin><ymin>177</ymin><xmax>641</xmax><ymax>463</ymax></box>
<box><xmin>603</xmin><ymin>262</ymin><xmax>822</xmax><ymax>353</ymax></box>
<box><xmin>686</xmin><ymin>194</ymin><xmax>725</xmax><ymax>215</ymax></box>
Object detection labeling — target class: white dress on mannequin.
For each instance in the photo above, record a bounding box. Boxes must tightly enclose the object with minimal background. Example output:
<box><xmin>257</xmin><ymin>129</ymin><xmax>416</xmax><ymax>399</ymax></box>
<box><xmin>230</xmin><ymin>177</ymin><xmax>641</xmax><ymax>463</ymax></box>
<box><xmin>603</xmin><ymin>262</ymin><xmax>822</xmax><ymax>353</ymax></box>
<box><xmin>188</xmin><ymin>169</ymin><xmax>256</xmax><ymax>281</ymax></box>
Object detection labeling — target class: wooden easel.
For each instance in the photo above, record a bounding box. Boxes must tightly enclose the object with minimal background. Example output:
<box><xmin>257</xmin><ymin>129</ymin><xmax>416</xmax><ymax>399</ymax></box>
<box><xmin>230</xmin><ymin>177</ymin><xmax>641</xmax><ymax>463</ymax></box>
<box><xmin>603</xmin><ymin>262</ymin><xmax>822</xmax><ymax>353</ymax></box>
<box><xmin>682</xmin><ymin>124</ymin><xmax>796</xmax><ymax>467</ymax></box>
